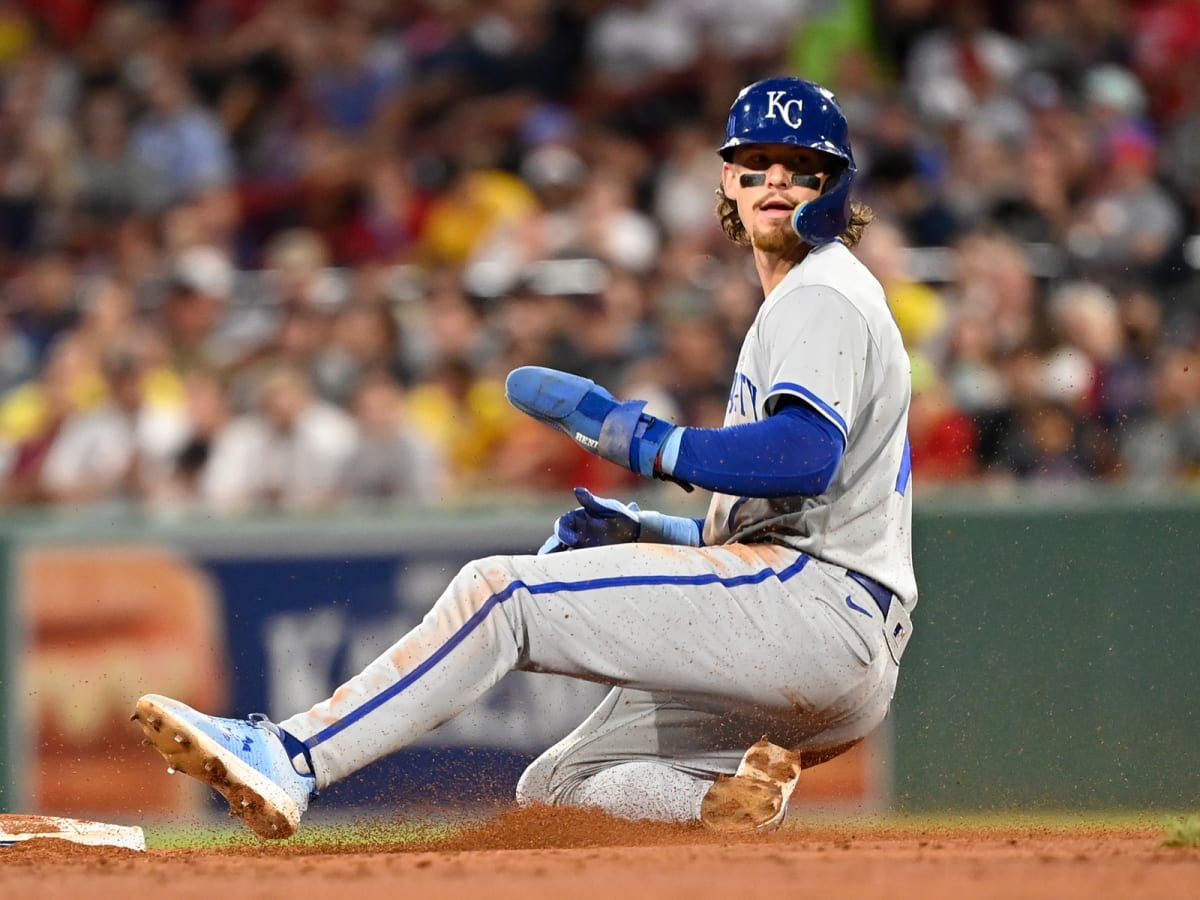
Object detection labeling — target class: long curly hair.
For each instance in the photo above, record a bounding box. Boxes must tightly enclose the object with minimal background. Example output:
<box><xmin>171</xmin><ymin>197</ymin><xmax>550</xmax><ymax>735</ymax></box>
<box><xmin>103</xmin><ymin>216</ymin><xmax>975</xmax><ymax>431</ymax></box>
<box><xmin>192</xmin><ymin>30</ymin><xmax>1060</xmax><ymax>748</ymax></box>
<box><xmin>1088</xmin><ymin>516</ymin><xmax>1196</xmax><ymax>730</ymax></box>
<box><xmin>715</xmin><ymin>187</ymin><xmax>874</xmax><ymax>249</ymax></box>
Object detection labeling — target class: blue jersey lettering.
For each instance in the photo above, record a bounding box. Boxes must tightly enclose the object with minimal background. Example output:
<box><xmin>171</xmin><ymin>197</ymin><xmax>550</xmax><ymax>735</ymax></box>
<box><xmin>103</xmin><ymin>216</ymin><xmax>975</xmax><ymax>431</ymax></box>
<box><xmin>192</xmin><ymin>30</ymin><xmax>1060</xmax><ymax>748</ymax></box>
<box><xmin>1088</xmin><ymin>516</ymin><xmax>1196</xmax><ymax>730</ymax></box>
<box><xmin>727</xmin><ymin>372</ymin><xmax>760</xmax><ymax>420</ymax></box>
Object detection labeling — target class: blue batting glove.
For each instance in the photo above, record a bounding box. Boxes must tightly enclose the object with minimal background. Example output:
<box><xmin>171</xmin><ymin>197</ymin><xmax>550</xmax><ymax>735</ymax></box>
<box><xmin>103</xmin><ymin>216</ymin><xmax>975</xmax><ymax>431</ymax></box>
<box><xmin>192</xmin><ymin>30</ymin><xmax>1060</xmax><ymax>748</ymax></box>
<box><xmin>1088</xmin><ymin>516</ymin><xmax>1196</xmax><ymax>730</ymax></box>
<box><xmin>555</xmin><ymin>487</ymin><xmax>643</xmax><ymax>549</ymax></box>
<box><xmin>537</xmin><ymin>534</ymin><xmax>569</xmax><ymax>555</ymax></box>
<box><xmin>540</xmin><ymin>487</ymin><xmax>703</xmax><ymax>552</ymax></box>
<box><xmin>505</xmin><ymin>367</ymin><xmax>692</xmax><ymax>491</ymax></box>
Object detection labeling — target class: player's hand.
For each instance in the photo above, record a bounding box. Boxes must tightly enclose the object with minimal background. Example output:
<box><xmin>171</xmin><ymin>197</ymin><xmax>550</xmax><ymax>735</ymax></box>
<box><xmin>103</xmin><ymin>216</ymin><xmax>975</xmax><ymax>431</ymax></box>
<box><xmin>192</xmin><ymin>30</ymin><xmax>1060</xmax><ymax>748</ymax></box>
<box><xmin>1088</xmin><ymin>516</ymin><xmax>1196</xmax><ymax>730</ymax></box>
<box><xmin>506</xmin><ymin>367</ymin><xmax>693</xmax><ymax>491</ymax></box>
<box><xmin>537</xmin><ymin>487</ymin><xmax>703</xmax><ymax>553</ymax></box>
<box><xmin>541</xmin><ymin>488</ymin><xmax>642</xmax><ymax>553</ymax></box>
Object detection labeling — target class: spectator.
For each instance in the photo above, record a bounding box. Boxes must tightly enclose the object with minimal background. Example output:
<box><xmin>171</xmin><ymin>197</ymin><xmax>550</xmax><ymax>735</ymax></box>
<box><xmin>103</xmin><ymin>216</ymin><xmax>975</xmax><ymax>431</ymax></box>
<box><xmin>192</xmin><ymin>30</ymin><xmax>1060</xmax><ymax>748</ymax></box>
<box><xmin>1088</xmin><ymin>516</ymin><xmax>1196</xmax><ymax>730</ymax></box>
<box><xmin>1118</xmin><ymin>345</ymin><xmax>1200</xmax><ymax>488</ymax></box>
<box><xmin>861</xmin><ymin>144</ymin><xmax>960</xmax><ymax>247</ymax></box>
<box><xmin>578</xmin><ymin>0</ymin><xmax>704</xmax><ymax>136</ymax></box>
<box><xmin>201</xmin><ymin>365</ymin><xmax>357</xmax><ymax>514</ymax></box>
<box><xmin>467</xmin><ymin>142</ymin><xmax>591</xmax><ymax>292</ymax></box>
<box><xmin>989</xmin><ymin>350</ymin><xmax>1090</xmax><ymax>483</ymax></box>
<box><xmin>303</xmin><ymin>10</ymin><xmax>406</xmax><ymax>139</ymax></box>
<box><xmin>406</xmin><ymin>355</ymin><xmax>516</xmax><ymax>496</ymax></box>
<box><xmin>0</xmin><ymin>27</ymin><xmax>78</xmax><ymax>256</ymax></box>
<box><xmin>311</xmin><ymin>300</ymin><xmax>404</xmax><ymax>407</ymax></box>
<box><xmin>339</xmin><ymin>369</ymin><xmax>445</xmax><ymax>507</ymax></box>
<box><xmin>340</xmin><ymin>154</ymin><xmax>428</xmax><ymax>264</ymax></box>
<box><xmin>419</xmin><ymin>164</ymin><xmax>538</xmax><ymax>267</ymax></box>
<box><xmin>7</xmin><ymin>249</ymin><xmax>80</xmax><ymax>366</ymax></box>
<box><xmin>566</xmin><ymin>266</ymin><xmax>657</xmax><ymax>388</ymax></box>
<box><xmin>401</xmin><ymin>267</ymin><xmax>494</xmax><ymax>382</ymax></box>
<box><xmin>1067</xmin><ymin>125</ymin><xmax>1185</xmax><ymax>287</ymax></box>
<box><xmin>853</xmin><ymin>217</ymin><xmax>949</xmax><ymax>358</ymax></box>
<box><xmin>905</xmin><ymin>3</ymin><xmax>1029</xmax><ymax>143</ymax></box>
<box><xmin>128</xmin><ymin>57</ymin><xmax>235</xmax><ymax>204</ymax></box>
<box><xmin>0</xmin><ymin>1</ymin><xmax>1199</xmax><ymax>508</ymax></box>
<box><xmin>70</xmin><ymin>87</ymin><xmax>170</xmax><ymax>239</ymax></box>
<box><xmin>158</xmin><ymin>244</ymin><xmax>237</xmax><ymax>373</ymax></box>
<box><xmin>0</xmin><ymin>307</ymin><xmax>36</xmax><ymax>395</ymax></box>
<box><xmin>575</xmin><ymin>163</ymin><xmax>660</xmax><ymax>274</ymax></box>
<box><xmin>38</xmin><ymin>332</ymin><xmax>189</xmax><ymax>505</ymax></box>
<box><xmin>0</xmin><ymin>332</ymin><xmax>92</xmax><ymax>505</ymax></box>
<box><xmin>651</xmin><ymin>123</ymin><xmax>729</xmax><ymax>242</ymax></box>
<box><xmin>149</xmin><ymin>367</ymin><xmax>232</xmax><ymax>510</ymax></box>
<box><xmin>907</xmin><ymin>352</ymin><xmax>979</xmax><ymax>485</ymax></box>
<box><xmin>1045</xmin><ymin>280</ymin><xmax>1146</xmax><ymax>427</ymax></box>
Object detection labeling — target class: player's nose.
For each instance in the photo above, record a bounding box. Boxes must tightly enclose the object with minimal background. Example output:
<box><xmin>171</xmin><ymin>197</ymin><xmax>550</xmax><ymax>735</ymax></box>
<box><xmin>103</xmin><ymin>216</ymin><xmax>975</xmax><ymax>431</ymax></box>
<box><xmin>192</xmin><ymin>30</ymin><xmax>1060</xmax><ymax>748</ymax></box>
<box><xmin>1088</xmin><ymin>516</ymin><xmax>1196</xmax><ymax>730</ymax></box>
<box><xmin>765</xmin><ymin>163</ymin><xmax>793</xmax><ymax>189</ymax></box>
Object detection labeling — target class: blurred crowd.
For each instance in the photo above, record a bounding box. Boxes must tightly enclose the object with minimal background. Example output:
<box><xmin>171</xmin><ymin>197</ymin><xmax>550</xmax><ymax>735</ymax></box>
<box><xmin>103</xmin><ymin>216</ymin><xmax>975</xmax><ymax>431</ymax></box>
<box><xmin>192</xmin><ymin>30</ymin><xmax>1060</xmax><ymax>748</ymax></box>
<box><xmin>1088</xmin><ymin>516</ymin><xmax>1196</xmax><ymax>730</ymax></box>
<box><xmin>1</xmin><ymin>0</ymin><xmax>1199</xmax><ymax>517</ymax></box>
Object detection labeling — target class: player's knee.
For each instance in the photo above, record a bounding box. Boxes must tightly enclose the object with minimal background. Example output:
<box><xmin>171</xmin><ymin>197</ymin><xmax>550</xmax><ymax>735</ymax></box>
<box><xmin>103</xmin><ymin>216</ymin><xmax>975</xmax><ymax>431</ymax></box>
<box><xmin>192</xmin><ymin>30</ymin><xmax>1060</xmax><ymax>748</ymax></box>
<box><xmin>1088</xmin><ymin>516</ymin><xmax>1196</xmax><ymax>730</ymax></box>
<box><xmin>515</xmin><ymin>753</ymin><xmax>563</xmax><ymax>806</ymax></box>
<box><xmin>445</xmin><ymin>554</ymin><xmax>521</xmax><ymax>613</ymax></box>
<box><xmin>459</xmin><ymin>555</ymin><xmax>520</xmax><ymax>591</ymax></box>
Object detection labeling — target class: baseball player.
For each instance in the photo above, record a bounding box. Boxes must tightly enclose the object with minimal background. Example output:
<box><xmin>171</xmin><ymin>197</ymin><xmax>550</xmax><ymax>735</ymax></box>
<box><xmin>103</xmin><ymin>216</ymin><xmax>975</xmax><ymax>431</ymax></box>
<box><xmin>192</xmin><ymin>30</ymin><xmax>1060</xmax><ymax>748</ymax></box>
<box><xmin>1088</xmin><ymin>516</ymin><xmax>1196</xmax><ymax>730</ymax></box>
<box><xmin>133</xmin><ymin>76</ymin><xmax>915</xmax><ymax>838</ymax></box>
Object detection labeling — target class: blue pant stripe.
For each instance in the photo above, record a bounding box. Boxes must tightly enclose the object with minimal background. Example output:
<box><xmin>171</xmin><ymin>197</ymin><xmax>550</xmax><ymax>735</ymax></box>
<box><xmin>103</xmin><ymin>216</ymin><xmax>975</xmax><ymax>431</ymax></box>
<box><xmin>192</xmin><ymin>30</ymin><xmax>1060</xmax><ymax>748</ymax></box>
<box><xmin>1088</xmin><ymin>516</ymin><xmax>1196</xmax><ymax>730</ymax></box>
<box><xmin>895</xmin><ymin>437</ymin><xmax>912</xmax><ymax>495</ymax></box>
<box><xmin>305</xmin><ymin>553</ymin><xmax>811</xmax><ymax>749</ymax></box>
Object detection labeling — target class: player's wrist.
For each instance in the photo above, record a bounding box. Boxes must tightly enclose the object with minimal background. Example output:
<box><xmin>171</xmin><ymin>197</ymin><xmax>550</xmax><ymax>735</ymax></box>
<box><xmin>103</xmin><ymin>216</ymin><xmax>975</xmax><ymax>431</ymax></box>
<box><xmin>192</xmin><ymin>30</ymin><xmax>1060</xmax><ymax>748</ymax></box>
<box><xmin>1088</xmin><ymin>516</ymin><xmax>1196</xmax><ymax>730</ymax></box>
<box><xmin>654</xmin><ymin>428</ymin><xmax>685</xmax><ymax>476</ymax></box>
<box><xmin>638</xmin><ymin>510</ymin><xmax>702</xmax><ymax>547</ymax></box>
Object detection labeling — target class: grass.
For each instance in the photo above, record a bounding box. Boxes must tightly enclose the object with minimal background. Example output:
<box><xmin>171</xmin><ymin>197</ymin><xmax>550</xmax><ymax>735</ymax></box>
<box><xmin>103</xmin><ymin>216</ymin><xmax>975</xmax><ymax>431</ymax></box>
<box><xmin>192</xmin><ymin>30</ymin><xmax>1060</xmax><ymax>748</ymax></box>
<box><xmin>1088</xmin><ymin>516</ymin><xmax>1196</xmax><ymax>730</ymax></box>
<box><xmin>1162</xmin><ymin>816</ymin><xmax>1200</xmax><ymax>848</ymax></box>
<box><xmin>142</xmin><ymin>819</ymin><xmax>454</xmax><ymax>850</ymax></box>
<box><xmin>138</xmin><ymin>809</ymin><xmax>1199</xmax><ymax>852</ymax></box>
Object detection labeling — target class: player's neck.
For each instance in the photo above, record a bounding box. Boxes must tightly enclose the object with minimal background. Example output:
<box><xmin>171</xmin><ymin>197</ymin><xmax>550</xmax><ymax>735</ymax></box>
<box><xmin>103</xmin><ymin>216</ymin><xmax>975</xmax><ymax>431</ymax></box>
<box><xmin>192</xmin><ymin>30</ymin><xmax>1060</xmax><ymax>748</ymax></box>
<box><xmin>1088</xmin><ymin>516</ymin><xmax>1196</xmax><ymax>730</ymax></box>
<box><xmin>753</xmin><ymin>243</ymin><xmax>810</xmax><ymax>296</ymax></box>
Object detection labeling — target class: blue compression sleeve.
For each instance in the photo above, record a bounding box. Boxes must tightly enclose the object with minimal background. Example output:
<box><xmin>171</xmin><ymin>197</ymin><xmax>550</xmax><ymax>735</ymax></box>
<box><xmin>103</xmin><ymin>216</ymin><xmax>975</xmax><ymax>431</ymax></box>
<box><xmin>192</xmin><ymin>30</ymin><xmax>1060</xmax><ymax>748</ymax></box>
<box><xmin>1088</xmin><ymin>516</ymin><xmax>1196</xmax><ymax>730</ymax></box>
<box><xmin>668</xmin><ymin>402</ymin><xmax>845</xmax><ymax>497</ymax></box>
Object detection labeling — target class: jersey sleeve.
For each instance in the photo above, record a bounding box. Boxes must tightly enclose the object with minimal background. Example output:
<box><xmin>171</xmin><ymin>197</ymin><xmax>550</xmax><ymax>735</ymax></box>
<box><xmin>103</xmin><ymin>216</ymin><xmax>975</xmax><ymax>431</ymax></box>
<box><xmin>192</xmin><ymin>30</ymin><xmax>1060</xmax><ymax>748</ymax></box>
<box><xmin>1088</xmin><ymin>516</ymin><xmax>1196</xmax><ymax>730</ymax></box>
<box><xmin>758</xmin><ymin>284</ymin><xmax>871</xmax><ymax>441</ymax></box>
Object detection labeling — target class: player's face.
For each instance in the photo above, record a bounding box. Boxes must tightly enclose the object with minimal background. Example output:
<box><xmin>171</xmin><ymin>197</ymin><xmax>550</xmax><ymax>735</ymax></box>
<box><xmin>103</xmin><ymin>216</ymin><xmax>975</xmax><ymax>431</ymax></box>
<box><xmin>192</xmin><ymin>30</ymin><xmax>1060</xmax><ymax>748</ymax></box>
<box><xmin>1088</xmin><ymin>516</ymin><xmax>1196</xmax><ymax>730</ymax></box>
<box><xmin>722</xmin><ymin>145</ymin><xmax>830</xmax><ymax>253</ymax></box>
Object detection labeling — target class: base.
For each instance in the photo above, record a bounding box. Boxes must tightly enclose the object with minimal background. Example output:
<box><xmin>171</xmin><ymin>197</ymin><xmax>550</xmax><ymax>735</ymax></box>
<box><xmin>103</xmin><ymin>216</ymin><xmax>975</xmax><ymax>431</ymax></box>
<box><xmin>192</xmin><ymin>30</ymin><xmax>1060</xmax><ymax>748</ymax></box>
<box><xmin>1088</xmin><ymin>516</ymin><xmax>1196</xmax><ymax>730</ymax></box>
<box><xmin>0</xmin><ymin>815</ymin><xmax>145</xmax><ymax>851</ymax></box>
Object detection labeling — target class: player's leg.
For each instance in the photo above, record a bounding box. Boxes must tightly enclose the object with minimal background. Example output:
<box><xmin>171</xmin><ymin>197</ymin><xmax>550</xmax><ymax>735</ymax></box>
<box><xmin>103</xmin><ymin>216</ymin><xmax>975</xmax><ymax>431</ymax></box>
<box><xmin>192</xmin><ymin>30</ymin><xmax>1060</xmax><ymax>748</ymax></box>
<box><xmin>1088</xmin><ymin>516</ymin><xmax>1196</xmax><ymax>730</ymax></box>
<box><xmin>288</xmin><ymin>541</ymin><xmax>895</xmax><ymax>787</ymax></box>
<box><xmin>515</xmin><ymin>687</ymin><xmax>780</xmax><ymax>823</ymax></box>
<box><xmin>515</xmin><ymin>683</ymin><xmax>864</xmax><ymax>830</ymax></box>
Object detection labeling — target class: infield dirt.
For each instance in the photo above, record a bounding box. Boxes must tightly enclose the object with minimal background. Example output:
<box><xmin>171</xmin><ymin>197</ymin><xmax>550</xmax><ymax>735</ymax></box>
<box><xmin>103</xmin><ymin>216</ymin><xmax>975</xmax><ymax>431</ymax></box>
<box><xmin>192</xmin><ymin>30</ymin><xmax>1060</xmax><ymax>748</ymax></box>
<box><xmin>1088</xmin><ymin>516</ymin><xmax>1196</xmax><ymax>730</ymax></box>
<box><xmin>1</xmin><ymin>805</ymin><xmax>1198</xmax><ymax>900</ymax></box>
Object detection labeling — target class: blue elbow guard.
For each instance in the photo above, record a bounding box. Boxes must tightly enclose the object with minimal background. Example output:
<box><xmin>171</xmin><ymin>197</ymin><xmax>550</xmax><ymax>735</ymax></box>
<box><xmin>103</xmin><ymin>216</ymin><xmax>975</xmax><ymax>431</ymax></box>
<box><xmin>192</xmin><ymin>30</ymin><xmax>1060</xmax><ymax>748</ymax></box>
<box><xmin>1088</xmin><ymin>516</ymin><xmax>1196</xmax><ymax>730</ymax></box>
<box><xmin>505</xmin><ymin>366</ymin><xmax>693</xmax><ymax>490</ymax></box>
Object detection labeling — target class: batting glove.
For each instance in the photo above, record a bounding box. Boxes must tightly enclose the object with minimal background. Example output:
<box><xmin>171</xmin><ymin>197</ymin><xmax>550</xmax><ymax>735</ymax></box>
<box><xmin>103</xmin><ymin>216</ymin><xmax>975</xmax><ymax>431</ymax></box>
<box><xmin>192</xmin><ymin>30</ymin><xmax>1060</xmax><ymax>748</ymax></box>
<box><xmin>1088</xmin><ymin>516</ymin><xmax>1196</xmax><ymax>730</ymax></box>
<box><xmin>538</xmin><ymin>487</ymin><xmax>702</xmax><ymax>554</ymax></box>
<box><xmin>506</xmin><ymin>366</ymin><xmax>693</xmax><ymax>491</ymax></box>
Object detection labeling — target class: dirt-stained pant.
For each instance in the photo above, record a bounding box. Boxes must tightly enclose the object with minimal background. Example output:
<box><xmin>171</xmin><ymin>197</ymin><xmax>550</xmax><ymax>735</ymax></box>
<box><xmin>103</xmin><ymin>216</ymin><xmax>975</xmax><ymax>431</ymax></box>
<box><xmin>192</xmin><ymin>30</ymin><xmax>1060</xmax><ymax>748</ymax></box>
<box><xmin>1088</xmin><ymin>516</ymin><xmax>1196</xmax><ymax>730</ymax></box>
<box><xmin>279</xmin><ymin>542</ymin><xmax>902</xmax><ymax>818</ymax></box>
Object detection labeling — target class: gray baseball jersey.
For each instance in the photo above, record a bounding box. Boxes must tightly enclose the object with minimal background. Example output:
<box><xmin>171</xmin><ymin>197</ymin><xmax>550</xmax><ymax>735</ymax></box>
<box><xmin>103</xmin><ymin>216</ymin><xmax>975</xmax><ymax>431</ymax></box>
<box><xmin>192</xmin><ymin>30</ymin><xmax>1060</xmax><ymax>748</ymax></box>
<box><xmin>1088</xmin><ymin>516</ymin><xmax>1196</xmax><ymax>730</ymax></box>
<box><xmin>278</xmin><ymin>241</ymin><xmax>915</xmax><ymax>822</ymax></box>
<box><xmin>705</xmin><ymin>241</ymin><xmax>916</xmax><ymax>609</ymax></box>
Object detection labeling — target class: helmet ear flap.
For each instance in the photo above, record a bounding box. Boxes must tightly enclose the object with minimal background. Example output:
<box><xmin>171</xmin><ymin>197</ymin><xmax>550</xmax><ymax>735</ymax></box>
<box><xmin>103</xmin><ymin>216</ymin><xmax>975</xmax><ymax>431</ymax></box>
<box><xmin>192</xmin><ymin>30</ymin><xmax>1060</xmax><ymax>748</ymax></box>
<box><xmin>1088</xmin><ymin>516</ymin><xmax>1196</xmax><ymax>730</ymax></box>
<box><xmin>791</xmin><ymin>164</ymin><xmax>854</xmax><ymax>246</ymax></box>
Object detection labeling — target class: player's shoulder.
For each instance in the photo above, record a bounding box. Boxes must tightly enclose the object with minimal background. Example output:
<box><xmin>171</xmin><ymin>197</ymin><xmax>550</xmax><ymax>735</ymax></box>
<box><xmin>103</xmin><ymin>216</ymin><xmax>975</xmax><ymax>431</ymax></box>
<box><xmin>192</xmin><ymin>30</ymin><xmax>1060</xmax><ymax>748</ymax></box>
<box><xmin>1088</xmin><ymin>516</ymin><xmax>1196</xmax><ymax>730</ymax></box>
<box><xmin>771</xmin><ymin>242</ymin><xmax>886</xmax><ymax>317</ymax></box>
<box><xmin>769</xmin><ymin>242</ymin><xmax>904</xmax><ymax>353</ymax></box>
<box><xmin>797</xmin><ymin>242</ymin><xmax>884</xmax><ymax>299</ymax></box>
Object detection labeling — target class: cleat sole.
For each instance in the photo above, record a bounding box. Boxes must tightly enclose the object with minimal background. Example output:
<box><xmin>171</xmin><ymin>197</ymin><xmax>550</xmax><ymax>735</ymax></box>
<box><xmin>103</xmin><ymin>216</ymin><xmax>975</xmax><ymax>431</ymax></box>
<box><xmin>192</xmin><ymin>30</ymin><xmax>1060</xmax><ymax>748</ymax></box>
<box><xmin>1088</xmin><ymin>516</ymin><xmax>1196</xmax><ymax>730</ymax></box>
<box><xmin>700</xmin><ymin>737</ymin><xmax>802</xmax><ymax>834</ymax></box>
<box><xmin>133</xmin><ymin>694</ymin><xmax>301</xmax><ymax>840</ymax></box>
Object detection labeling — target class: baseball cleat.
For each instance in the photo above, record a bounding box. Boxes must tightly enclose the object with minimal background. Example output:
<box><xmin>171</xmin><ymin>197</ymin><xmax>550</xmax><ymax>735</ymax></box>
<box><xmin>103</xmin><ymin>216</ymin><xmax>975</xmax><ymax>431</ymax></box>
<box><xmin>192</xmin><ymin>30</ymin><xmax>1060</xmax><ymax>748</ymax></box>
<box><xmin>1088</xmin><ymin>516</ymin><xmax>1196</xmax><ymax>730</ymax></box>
<box><xmin>699</xmin><ymin>737</ymin><xmax>802</xmax><ymax>833</ymax></box>
<box><xmin>132</xmin><ymin>694</ymin><xmax>315</xmax><ymax>839</ymax></box>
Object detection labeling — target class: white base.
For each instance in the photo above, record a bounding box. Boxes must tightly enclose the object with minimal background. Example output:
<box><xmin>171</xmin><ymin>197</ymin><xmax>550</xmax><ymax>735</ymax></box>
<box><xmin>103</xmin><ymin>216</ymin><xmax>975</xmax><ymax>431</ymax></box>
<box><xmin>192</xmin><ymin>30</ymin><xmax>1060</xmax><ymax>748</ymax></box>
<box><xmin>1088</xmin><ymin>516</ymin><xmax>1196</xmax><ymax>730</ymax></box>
<box><xmin>0</xmin><ymin>815</ymin><xmax>146</xmax><ymax>851</ymax></box>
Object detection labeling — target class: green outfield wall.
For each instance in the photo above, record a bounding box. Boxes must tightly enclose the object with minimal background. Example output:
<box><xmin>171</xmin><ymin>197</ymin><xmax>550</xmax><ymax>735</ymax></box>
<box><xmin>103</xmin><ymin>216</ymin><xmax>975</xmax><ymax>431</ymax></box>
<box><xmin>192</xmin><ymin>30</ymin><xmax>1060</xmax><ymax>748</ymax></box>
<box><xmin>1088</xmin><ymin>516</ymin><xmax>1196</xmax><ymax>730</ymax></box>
<box><xmin>896</xmin><ymin>493</ymin><xmax>1200</xmax><ymax>812</ymax></box>
<box><xmin>1</xmin><ymin>492</ymin><xmax>1197</xmax><ymax>814</ymax></box>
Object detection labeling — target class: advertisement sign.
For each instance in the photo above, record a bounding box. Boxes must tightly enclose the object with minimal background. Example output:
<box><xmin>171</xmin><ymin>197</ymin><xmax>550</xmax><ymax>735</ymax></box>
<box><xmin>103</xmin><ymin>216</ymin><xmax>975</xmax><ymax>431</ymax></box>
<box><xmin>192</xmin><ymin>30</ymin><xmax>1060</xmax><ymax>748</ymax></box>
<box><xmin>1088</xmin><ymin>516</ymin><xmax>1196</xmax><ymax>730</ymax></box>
<box><xmin>9</xmin><ymin>516</ymin><xmax>889</xmax><ymax>817</ymax></box>
<box><xmin>17</xmin><ymin>544</ymin><xmax>228</xmax><ymax>817</ymax></box>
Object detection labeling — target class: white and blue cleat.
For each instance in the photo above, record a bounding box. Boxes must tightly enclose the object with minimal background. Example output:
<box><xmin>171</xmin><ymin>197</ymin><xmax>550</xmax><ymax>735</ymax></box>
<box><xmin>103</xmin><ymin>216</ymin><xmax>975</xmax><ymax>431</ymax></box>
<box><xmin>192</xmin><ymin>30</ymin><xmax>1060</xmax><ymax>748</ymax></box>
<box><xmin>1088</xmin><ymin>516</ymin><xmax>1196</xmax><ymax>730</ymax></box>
<box><xmin>132</xmin><ymin>693</ymin><xmax>315</xmax><ymax>839</ymax></box>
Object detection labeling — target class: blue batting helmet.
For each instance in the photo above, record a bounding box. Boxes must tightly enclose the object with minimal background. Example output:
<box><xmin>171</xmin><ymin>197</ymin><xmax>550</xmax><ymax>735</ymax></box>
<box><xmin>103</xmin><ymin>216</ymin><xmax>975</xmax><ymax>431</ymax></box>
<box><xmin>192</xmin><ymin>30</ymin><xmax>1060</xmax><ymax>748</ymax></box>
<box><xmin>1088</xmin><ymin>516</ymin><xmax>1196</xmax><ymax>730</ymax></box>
<box><xmin>718</xmin><ymin>77</ymin><xmax>857</xmax><ymax>246</ymax></box>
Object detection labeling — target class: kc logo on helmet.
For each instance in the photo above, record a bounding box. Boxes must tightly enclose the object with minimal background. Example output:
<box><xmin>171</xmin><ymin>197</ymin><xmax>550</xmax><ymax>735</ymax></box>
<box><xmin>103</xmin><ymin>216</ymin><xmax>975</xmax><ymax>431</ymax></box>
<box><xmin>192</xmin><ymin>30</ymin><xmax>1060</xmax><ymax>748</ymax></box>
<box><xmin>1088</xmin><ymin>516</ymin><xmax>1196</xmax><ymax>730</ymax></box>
<box><xmin>764</xmin><ymin>91</ymin><xmax>804</xmax><ymax>128</ymax></box>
